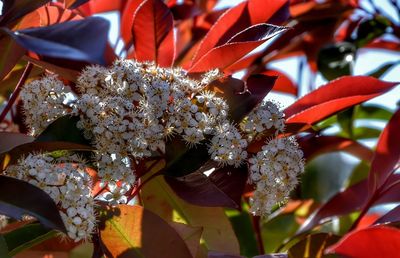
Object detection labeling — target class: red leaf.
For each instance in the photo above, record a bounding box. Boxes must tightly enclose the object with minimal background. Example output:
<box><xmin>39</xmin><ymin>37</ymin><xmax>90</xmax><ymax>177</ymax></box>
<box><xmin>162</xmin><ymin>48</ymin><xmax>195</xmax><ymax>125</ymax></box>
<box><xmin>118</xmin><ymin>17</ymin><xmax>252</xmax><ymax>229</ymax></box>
<box><xmin>365</xmin><ymin>39</ymin><xmax>400</xmax><ymax>51</ymax></box>
<box><xmin>0</xmin><ymin>0</ymin><xmax>51</xmax><ymax>27</ymax></box>
<box><xmin>36</xmin><ymin>5</ymin><xmax>82</xmax><ymax>26</ymax></box>
<box><xmin>191</xmin><ymin>0</ymin><xmax>288</xmax><ymax>66</ymax></box>
<box><xmin>326</xmin><ymin>226</ymin><xmax>400</xmax><ymax>258</ymax></box>
<box><xmin>77</xmin><ymin>0</ymin><xmax>125</xmax><ymax>15</ymax></box>
<box><xmin>298</xmin><ymin>135</ymin><xmax>374</xmax><ymax>162</ymax></box>
<box><xmin>284</xmin><ymin>76</ymin><xmax>399</xmax><ymax>125</ymax></box>
<box><xmin>120</xmin><ymin>0</ymin><xmax>142</xmax><ymax>46</ymax></box>
<box><xmin>297</xmin><ymin>174</ymin><xmax>400</xmax><ymax>234</ymax></box>
<box><xmin>261</xmin><ymin>70</ymin><xmax>297</xmax><ymax>95</ymax></box>
<box><xmin>368</xmin><ymin>108</ymin><xmax>400</xmax><ymax>194</ymax></box>
<box><xmin>188</xmin><ymin>24</ymin><xmax>287</xmax><ymax>72</ymax></box>
<box><xmin>132</xmin><ymin>0</ymin><xmax>175</xmax><ymax>67</ymax></box>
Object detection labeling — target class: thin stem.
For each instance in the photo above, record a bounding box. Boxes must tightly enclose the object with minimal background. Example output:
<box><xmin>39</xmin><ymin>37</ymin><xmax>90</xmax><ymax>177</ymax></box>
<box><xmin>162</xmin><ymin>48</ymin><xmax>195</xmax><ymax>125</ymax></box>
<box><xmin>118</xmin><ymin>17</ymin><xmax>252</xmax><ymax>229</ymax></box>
<box><xmin>0</xmin><ymin>62</ymin><xmax>33</xmax><ymax>124</ymax></box>
<box><xmin>251</xmin><ymin>215</ymin><xmax>265</xmax><ymax>255</ymax></box>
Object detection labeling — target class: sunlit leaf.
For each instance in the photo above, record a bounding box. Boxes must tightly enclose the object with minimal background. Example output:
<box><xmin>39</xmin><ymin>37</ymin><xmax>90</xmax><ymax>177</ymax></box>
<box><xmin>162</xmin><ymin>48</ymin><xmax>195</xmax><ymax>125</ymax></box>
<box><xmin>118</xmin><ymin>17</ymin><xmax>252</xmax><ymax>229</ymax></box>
<box><xmin>99</xmin><ymin>205</ymin><xmax>193</xmax><ymax>258</ymax></box>
<box><xmin>189</xmin><ymin>24</ymin><xmax>288</xmax><ymax>72</ymax></box>
<box><xmin>132</xmin><ymin>0</ymin><xmax>175</xmax><ymax>67</ymax></box>
<box><xmin>367</xmin><ymin>108</ymin><xmax>400</xmax><ymax>195</ymax></box>
<box><xmin>284</xmin><ymin>76</ymin><xmax>399</xmax><ymax>126</ymax></box>
<box><xmin>192</xmin><ymin>0</ymin><xmax>288</xmax><ymax>65</ymax></box>
<box><xmin>326</xmin><ymin>226</ymin><xmax>400</xmax><ymax>257</ymax></box>
<box><xmin>141</xmin><ymin>175</ymin><xmax>241</xmax><ymax>254</ymax></box>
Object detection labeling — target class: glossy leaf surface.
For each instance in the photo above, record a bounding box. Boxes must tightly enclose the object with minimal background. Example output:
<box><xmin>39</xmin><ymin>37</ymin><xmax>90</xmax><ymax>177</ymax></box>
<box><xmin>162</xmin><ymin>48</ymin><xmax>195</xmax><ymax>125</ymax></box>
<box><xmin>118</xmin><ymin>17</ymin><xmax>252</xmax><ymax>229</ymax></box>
<box><xmin>99</xmin><ymin>205</ymin><xmax>192</xmax><ymax>258</ymax></box>
<box><xmin>5</xmin><ymin>17</ymin><xmax>109</xmax><ymax>65</ymax></box>
<box><xmin>0</xmin><ymin>176</ymin><xmax>66</xmax><ymax>233</ymax></box>
<box><xmin>326</xmin><ymin>226</ymin><xmax>400</xmax><ymax>258</ymax></box>
<box><xmin>284</xmin><ymin>76</ymin><xmax>399</xmax><ymax>125</ymax></box>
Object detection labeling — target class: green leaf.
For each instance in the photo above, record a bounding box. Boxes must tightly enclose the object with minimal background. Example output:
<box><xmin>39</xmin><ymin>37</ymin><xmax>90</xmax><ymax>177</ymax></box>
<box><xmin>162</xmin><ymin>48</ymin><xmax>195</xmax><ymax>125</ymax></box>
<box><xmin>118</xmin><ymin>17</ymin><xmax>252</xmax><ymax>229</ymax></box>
<box><xmin>141</xmin><ymin>170</ymin><xmax>240</xmax><ymax>255</ymax></box>
<box><xmin>0</xmin><ymin>235</ymin><xmax>10</xmax><ymax>258</ymax></box>
<box><xmin>317</xmin><ymin>42</ymin><xmax>356</xmax><ymax>81</ymax></box>
<box><xmin>226</xmin><ymin>206</ymin><xmax>258</xmax><ymax>257</ymax></box>
<box><xmin>0</xmin><ymin>176</ymin><xmax>66</xmax><ymax>233</ymax></box>
<box><xmin>337</xmin><ymin>107</ymin><xmax>355</xmax><ymax>138</ymax></box>
<box><xmin>35</xmin><ymin>115</ymin><xmax>90</xmax><ymax>145</ymax></box>
<box><xmin>355</xmin><ymin>16</ymin><xmax>391</xmax><ymax>48</ymax></box>
<box><xmin>3</xmin><ymin>223</ymin><xmax>56</xmax><ymax>257</ymax></box>
<box><xmin>345</xmin><ymin>161</ymin><xmax>370</xmax><ymax>187</ymax></box>
<box><xmin>287</xmin><ymin>233</ymin><xmax>340</xmax><ymax>258</ymax></box>
<box><xmin>368</xmin><ymin>61</ymin><xmax>400</xmax><ymax>79</ymax></box>
<box><xmin>301</xmin><ymin>153</ymin><xmax>354</xmax><ymax>203</ymax></box>
<box><xmin>261</xmin><ymin>213</ymin><xmax>299</xmax><ymax>254</ymax></box>
<box><xmin>354</xmin><ymin>104</ymin><xmax>393</xmax><ymax>121</ymax></box>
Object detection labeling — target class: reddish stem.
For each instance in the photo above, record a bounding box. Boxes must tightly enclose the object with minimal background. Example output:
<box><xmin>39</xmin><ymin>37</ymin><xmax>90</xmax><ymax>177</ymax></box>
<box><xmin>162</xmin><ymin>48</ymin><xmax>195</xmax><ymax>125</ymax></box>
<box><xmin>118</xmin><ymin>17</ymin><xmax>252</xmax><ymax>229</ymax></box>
<box><xmin>0</xmin><ymin>63</ymin><xmax>33</xmax><ymax>124</ymax></box>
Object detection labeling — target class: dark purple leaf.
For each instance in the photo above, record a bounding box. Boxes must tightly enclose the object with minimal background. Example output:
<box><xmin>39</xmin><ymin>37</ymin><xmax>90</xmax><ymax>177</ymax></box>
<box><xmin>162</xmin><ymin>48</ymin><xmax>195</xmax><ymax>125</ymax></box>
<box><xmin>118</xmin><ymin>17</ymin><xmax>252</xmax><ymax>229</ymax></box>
<box><xmin>0</xmin><ymin>176</ymin><xmax>66</xmax><ymax>233</ymax></box>
<box><xmin>0</xmin><ymin>0</ymin><xmax>50</xmax><ymax>26</ymax></box>
<box><xmin>3</xmin><ymin>17</ymin><xmax>109</xmax><ymax>65</ymax></box>
<box><xmin>207</xmin><ymin>74</ymin><xmax>276</xmax><ymax>123</ymax></box>
<box><xmin>0</xmin><ymin>132</ymin><xmax>34</xmax><ymax>154</ymax></box>
<box><xmin>374</xmin><ymin>204</ymin><xmax>400</xmax><ymax>225</ymax></box>
<box><xmin>67</xmin><ymin>0</ymin><xmax>90</xmax><ymax>9</ymax></box>
<box><xmin>165</xmin><ymin>164</ymin><xmax>247</xmax><ymax>209</ymax></box>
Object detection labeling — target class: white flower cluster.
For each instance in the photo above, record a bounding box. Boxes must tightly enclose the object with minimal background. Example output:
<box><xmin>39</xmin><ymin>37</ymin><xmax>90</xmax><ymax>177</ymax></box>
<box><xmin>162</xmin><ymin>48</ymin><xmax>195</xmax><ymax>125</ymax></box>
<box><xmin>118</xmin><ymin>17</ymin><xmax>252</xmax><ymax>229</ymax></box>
<box><xmin>19</xmin><ymin>59</ymin><xmax>304</xmax><ymax>219</ymax></box>
<box><xmin>20</xmin><ymin>75</ymin><xmax>69</xmax><ymax>136</ymax></box>
<box><xmin>248</xmin><ymin>137</ymin><xmax>304</xmax><ymax>216</ymax></box>
<box><xmin>0</xmin><ymin>215</ymin><xmax>8</xmax><ymax>229</ymax></box>
<box><xmin>242</xmin><ymin>101</ymin><xmax>285</xmax><ymax>137</ymax></box>
<box><xmin>4</xmin><ymin>154</ymin><xmax>95</xmax><ymax>241</ymax></box>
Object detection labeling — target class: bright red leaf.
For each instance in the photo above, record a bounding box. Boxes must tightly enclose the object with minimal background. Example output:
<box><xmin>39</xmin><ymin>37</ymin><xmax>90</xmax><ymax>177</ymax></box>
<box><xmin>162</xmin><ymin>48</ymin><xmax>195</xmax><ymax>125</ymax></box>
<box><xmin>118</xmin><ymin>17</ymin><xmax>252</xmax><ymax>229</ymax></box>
<box><xmin>298</xmin><ymin>134</ymin><xmax>374</xmax><ymax>162</ymax></box>
<box><xmin>326</xmin><ymin>226</ymin><xmax>400</xmax><ymax>258</ymax></box>
<box><xmin>191</xmin><ymin>0</ymin><xmax>288</xmax><ymax>66</ymax></box>
<box><xmin>120</xmin><ymin>0</ymin><xmax>142</xmax><ymax>46</ymax></box>
<box><xmin>284</xmin><ymin>76</ymin><xmax>399</xmax><ymax>125</ymax></box>
<box><xmin>189</xmin><ymin>24</ymin><xmax>288</xmax><ymax>72</ymax></box>
<box><xmin>368</xmin><ymin>108</ymin><xmax>400</xmax><ymax>195</ymax></box>
<box><xmin>132</xmin><ymin>0</ymin><xmax>175</xmax><ymax>67</ymax></box>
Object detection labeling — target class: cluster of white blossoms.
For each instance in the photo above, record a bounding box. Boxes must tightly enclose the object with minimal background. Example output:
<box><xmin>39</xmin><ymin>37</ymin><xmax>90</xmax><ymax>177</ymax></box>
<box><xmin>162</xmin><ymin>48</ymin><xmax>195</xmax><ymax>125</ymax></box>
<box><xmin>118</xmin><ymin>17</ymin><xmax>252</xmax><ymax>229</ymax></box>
<box><xmin>16</xmin><ymin>58</ymin><xmax>304</xmax><ymax>223</ymax></box>
<box><xmin>248</xmin><ymin>137</ymin><xmax>304</xmax><ymax>215</ymax></box>
<box><xmin>4</xmin><ymin>154</ymin><xmax>95</xmax><ymax>241</ymax></box>
<box><xmin>20</xmin><ymin>75</ymin><xmax>70</xmax><ymax>135</ymax></box>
